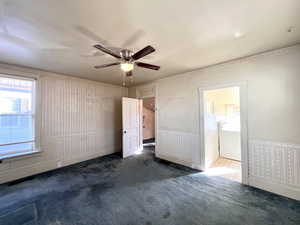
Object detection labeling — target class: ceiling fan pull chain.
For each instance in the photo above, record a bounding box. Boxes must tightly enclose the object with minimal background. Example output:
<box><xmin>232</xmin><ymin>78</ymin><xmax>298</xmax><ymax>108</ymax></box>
<box><xmin>122</xmin><ymin>72</ymin><xmax>126</xmax><ymax>86</ymax></box>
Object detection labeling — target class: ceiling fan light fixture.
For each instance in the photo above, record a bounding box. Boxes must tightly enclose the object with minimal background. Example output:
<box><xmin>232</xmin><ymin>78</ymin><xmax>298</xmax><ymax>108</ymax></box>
<box><xmin>121</xmin><ymin>62</ymin><xmax>134</xmax><ymax>72</ymax></box>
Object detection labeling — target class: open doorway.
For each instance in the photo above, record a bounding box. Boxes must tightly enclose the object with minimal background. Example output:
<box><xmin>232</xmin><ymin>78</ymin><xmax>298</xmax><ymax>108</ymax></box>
<box><xmin>122</xmin><ymin>96</ymin><xmax>156</xmax><ymax>158</ymax></box>
<box><xmin>201</xmin><ymin>86</ymin><xmax>245</xmax><ymax>183</ymax></box>
<box><xmin>142</xmin><ymin>97</ymin><xmax>155</xmax><ymax>152</ymax></box>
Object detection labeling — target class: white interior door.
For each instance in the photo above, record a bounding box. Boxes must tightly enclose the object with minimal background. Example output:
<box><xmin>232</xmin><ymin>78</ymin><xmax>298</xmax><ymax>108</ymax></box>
<box><xmin>122</xmin><ymin>97</ymin><xmax>141</xmax><ymax>158</ymax></box>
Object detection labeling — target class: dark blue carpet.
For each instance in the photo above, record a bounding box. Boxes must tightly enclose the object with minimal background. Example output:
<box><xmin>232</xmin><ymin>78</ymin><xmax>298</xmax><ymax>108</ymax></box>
<box><xmin>0</xmin><ymin>148</ymin><xmax>299</xmax><ymax>225</ymax></box>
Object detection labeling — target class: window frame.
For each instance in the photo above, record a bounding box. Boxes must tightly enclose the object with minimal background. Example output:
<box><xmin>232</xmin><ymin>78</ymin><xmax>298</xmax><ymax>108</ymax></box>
<box><xmin>0</xmin><ymin>74</ymin><xmax>38</xmax><ymax>159</ymax></box>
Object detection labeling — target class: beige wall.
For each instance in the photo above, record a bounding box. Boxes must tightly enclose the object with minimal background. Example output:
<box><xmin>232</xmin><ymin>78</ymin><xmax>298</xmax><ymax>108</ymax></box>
<box><xmin>143</xmin><ymin>107</ymin><xmax>155</xmax><ymax>140</ymax></box>
<box><xmin>130</xmin><ymin>44</ymin><xmax>300</xmax><ymax>200</ymax></box>
<box><xmin>205</xmin><ymin>87</ymin><xmax>240</xmax><ymax>115</ymax></box>
<box><xmin>0</xmin><ymin>63</ymin><xmax>127</xmax><ymax>184</ymax></box>
<box><xmin>132</xmin><ymin>45</ymin><xmax>300</xmax><ymax>144</ymax></box>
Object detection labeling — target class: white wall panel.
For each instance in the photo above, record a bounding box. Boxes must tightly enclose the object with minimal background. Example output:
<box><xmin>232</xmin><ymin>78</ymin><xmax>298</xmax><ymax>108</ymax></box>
<box><xmin>249</xmin><ymin>140</ymin><xmax>300</xmax><ymax>190</ymax></box>
<box><xmin>0</xmin><ymin>64</ymin><xmax>127</xmax><ymax>184</ymax></box>
<box><xmin>156</xmin><ymin>130</ymin><xmax>200</xmax><ymax>168</ymax></box>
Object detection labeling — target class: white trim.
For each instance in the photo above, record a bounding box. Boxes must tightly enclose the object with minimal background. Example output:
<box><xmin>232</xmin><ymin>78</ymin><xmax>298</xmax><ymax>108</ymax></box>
<box><xmin>0</xmin><ymin>113</ymin><xmax>34</xmax><ymax>116</ymax></box>
<box><xmin>34</xmin><ymin>76</ymin><xmax>41</xmax><ymax>152</ymax></box>
<box><xmin>139</xmin><ymin>99</ymin><xmax>143</xmax><ymax>151</ymax></box>
<box><xmin>198</xmin><ymin>82</ymin><xmax>249</xmax><ymax>185</ymax></box>
<box><xmin>0</xmin><ymin>73</ymin><xmax>37</xmax><ymax>81</ymax></box>
<box><xmin>0</xmin><ymin>150</ymin><xmax>40</xmax><ymax>160</ymax></box>
<box><xmin>156</xmin><ymin>152</ymin><xmax>195</xmax><ymax>169</ymax></box>
<box><xmin>249</xmin><ymin>176</ymin><xmax>300</xmax><ymax>201</ymax></box>
<box><xmin>154</xmin><ymin>85</ymin><xmax>158</xmax><ymax>155</ymax></box>
<box><xmin>0</xmin><ymin>140</ymin><xmax>34</xmax><ymax>147</ymax></box>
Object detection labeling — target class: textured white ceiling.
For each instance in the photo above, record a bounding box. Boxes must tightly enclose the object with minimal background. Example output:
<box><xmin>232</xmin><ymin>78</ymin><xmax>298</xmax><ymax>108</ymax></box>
<box><xmin>0</xmin><ymin>0</ymin><xmax>299</xmax><ymax>86</ymax></box>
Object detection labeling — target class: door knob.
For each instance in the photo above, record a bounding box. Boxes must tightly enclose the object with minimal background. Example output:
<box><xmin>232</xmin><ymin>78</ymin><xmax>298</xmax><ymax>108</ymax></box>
<box><xmin>123</xmin><ymin>131</ymin><xmax>127</xmax><ymax>134</ymax></box>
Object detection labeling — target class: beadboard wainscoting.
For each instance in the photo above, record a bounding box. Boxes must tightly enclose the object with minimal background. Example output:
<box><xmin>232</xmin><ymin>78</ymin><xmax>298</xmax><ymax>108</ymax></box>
<box><xmin>156</xmin><ymin>130</ymin><xmax>201</xmax><ymax>169</ymax></box>
<box><xmin>40</xmin><ymin>76</ymin><xmax>123</xmax><ymax>166</ymax></box>
<box><xmin>0</xmin><ymin>64</ymin><xmax>127</xmax><ymax>184</ymax></box>
<box><xmin>248</xmin><ymin>140</ymin><xmax>300</xmax><ymax>200</ymax></box>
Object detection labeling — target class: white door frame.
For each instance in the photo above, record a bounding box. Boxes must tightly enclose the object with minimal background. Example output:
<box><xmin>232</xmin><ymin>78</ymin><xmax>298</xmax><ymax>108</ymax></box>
<box><xmin>138</xmin><ymin>99</ymin><xmax>143</xmax><ymax>151</ymax></box>
<box><xmin>198</xmin><ymin>82</ymin><xmax>249</xmax><ymax>185</ymax></box>
<box><xmin>135</xmin><ymin>84</ymin><xmax>158</xmax><ymax>154</ymax></box>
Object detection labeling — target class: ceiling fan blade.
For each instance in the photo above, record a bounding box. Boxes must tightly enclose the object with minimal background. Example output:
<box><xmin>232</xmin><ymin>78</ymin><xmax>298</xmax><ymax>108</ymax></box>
<box><xmin>126</xmin><ymin>71</ymin><xmax>133</xmax><ymax>77</ymax></box>
<box><xmin>94</xmin><ymin>44</ymin><xmax>121</xmax><ymax>59</ymax></box>
<box><xmin>132</xmin><ymin>45</ymin><xmax>155</xmax><ymax>60</ymax></box>
<box><xmin>94</xmin><ymin>62</ymin><xmax>120</xmax><ymax>69</ymax></box>
<box><xmin>136</xmin><ymin>62</ymin><xmax>160</xmax><ymax>70</ymax></box>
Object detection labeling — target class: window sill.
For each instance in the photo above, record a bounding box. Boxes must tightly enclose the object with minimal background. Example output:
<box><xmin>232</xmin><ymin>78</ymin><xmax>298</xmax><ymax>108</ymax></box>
<box><xmin>0</xmin><ymin>150</ymin><xmax>41</xmax><ymax>161</ymax></box>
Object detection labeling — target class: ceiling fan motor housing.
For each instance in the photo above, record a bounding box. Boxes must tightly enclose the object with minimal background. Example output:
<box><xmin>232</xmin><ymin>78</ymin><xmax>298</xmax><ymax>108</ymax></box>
<box><xmin>120</xmin><ymin>49</ymin><xmax>133</xmax><ymax>61</ymax></box>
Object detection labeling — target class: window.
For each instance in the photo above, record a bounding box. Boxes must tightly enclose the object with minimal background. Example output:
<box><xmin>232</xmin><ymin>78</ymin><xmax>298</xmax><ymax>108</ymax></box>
<box><xmin>0</xmin><ymin>75</ymin><xmax>36</xmax><ymax>158</ymax></box>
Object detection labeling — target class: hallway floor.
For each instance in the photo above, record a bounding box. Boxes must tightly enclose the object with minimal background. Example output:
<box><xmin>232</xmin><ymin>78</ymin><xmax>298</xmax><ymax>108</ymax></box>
<box><xmin>0</xmin><ymin>149</ymin><xmax>299</xmax><ymax>225</ymax></box>
<box><xmin>209</xmin><ymin>157</ymin><xmax>242</xmax><ymax>182</ymax></box>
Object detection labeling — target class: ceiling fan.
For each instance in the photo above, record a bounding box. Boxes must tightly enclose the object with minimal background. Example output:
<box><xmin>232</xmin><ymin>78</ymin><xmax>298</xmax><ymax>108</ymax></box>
<box><xmin>93</xmin><ymin>44</ymin><xmax>160</xmax><ymax>76</ymax></box>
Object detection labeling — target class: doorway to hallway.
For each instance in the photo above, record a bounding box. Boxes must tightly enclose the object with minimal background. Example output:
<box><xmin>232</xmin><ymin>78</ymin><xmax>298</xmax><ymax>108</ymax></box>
<box><xmin>142</xmin><ymin>97</ymin><xmax>155</xmax><ymax>151</ymax></box>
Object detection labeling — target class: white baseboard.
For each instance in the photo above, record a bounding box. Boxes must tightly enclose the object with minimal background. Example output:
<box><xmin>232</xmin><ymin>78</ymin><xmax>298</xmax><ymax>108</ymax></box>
<box><xmin>249</xmin><ymin>176</ymin><xmax>300</xmax><ymax>201</ymax></box>
<box><xmin>156</xmin><ymin>153</ymin><xmax>201</xmax><ymax>170</ymax></box>
<box><xmin>0</xmin><ymin>149</ymin><xmax>119</xmax><ymax>184</ymax></box>
<box><xmin>0</xmin><ymin>159</ymin><xmax>57</xmax><ymax>184</ymax></box>
<box><xmin>157</xmin><ymin>138</ymin><xmax>300</xmax><ymax>201</ymax></box>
